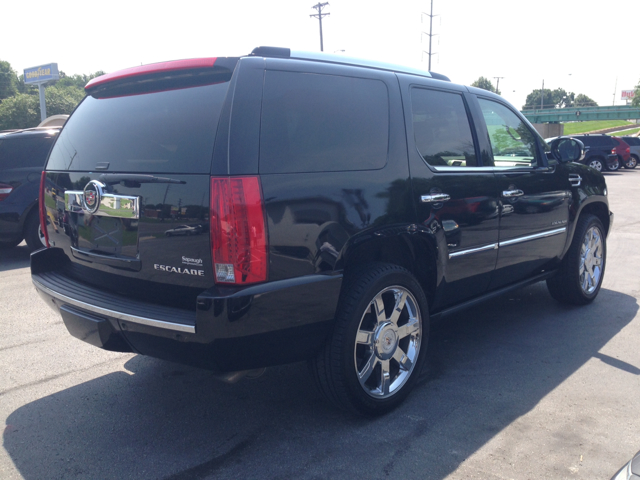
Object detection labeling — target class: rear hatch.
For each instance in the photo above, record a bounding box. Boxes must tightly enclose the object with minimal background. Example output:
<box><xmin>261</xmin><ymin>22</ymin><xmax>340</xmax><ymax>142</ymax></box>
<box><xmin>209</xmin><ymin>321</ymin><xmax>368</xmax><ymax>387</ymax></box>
<box><xmin>41</xmin><ymin>58</ymin><xmax>238</xmax><ymax>309</ymax></box>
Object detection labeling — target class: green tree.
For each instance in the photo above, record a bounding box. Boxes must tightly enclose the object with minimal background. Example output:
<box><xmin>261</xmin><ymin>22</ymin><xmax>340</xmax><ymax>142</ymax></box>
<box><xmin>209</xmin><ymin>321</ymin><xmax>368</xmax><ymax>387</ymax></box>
<box><xmin>0</xmin><ymin>60</ymin><xmax>19</xmax><ymax>101</ymax></box>
<box><xmin>471</xmin><ymin>76</ymin><xmax>500</xmax><ymax>95</ymax></box>
<box><xmin>0</xmin><ymin>93</ymin><xmax>39</xmax><ymax>129</ymax></box>
<box><xmin>574</xmin><ymin>94</ymin><xmax>598</xmax><ymax>107</ymax></box>
<box><xmin>523</xmin><ymin>88</ymin><xmax>574</xmax><ymax>110</ymax></box>
<box><xmin>0</xmin><ymin>84</ymin><xmax>86</xmax><ymax>130</ymax></box>
<box><xmin>58</xmin><ymin>71</ymin><xmax>105</xmax><ymax>89</ymax></box>
<box><xmin>632</xmin><ymin>79</ymin><xmax>640</xmax><ymax>107</ymax></box>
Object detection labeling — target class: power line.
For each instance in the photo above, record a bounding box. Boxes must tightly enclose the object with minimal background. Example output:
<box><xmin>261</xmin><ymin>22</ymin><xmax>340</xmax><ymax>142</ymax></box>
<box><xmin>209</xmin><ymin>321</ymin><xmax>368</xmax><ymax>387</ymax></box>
<box><xmin>310</xmin><ymin>3</ymin><xmax>330</xmax><ymax>52</ymax></box>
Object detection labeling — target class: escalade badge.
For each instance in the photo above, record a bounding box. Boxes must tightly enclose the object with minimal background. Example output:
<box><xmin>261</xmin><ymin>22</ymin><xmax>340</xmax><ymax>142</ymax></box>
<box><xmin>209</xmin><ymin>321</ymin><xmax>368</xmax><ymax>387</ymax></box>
<box><xmin>82</xmin><ymin>180</ymin><xmax>105</xmax><ymax>214</ymax></box>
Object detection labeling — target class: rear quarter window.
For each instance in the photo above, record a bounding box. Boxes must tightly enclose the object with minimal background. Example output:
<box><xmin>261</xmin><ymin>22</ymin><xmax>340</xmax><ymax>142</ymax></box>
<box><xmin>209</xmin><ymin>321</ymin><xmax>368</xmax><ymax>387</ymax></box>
<box><xmin>0</xmin><ymin>135</ymin><xmax>56</xmax><ymax>170</ymax></box>
<box><xmin>259</xmin><ymin>71</ymin><xmax>389</xmax><ymax>173</ymax></box>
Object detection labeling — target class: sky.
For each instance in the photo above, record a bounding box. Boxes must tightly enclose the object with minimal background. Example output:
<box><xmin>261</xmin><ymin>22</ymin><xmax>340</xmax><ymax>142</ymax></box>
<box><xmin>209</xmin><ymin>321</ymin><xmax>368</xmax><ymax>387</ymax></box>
<box><xmin>2</xmin><ymin>0</ymin><xmax>639</xmax><ymax>111</ymax></box>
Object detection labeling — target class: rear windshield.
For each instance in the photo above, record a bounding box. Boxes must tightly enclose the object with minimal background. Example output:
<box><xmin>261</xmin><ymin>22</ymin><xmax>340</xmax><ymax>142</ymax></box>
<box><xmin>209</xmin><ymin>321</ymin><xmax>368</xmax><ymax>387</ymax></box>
<box><xmin>0</xmin><ymin>134</ymin><xmax>57</xmax><ymax>170</ymax></box>
<box><xmin>47</xmin><ymin>82</ymin><xmax>231</xmax><ymax>174</ymax></box>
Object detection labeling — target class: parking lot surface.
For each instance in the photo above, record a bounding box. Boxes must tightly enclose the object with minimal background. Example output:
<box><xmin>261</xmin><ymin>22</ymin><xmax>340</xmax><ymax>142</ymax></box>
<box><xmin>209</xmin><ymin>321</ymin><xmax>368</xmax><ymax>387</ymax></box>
<box><xmin>1</xmin><ymin>169</ymin><xmax>639</xmax><ymax>480</ymax></box>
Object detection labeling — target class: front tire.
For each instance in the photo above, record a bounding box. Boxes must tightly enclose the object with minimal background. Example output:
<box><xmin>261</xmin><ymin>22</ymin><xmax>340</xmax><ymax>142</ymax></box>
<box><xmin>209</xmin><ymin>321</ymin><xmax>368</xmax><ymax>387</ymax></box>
<box><xmin>547</xmin><ymin>214</ymin><xmax>606</xmax><ymax>305</ymax></box>
<box><xmin>624</xmin><ymin>155</ymin><xmax>638</xmax><ymax>169</ymax></box>
<box><xmin>310</xmin><ymin>263</ymin><xmax>429</xmax><ymax>416</ymax></box>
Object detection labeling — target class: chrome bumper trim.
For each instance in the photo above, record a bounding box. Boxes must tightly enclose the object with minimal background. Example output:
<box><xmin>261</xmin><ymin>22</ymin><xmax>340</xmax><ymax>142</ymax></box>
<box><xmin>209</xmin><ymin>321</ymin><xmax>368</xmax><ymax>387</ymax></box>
<box><xmin>32</xmin><ymin>278</ymin><xmax>195</xmax><ymax>334</ymax></box>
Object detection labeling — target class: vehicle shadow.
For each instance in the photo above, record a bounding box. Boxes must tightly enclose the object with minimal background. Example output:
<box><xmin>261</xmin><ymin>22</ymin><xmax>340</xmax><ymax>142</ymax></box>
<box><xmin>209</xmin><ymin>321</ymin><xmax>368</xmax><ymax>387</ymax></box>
<box><xmin>3</xmin><ymin>284</ymin><xmax>637</xmax><ymax>479</ymax></box>
<box><xmin>0</xmin><ymin>243</ymin><xmax>31</xmax><ymax>272</ymax></box>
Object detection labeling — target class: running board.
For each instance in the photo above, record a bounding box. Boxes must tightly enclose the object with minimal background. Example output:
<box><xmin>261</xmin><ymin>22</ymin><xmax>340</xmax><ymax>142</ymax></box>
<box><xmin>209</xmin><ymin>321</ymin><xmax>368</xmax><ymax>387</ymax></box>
<box><xmin>430</xmin><ymin>271</ymin><xmax>556</xmax><ymax>322</ymax></box>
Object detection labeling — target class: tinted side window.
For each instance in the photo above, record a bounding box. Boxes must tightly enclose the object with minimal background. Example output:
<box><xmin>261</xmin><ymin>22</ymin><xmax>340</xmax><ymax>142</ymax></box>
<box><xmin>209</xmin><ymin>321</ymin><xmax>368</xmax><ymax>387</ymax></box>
<box><xmin>625</xmin><ymin>137</ymin><xmax>640</xmax><ymax>146</ymax></box>
<box><xmin>0</xmin><ymin>135</ymin><xmax>55</xmax><ymax>170</ymax></box>
<box><xmin>259</xmin><ymin>71</ymin><xmax>389</xmax><ymax>173</ymax></box>
<box><xmin>478</xmin><ymin>98</ymin><xmax>539</xmax><ymax>167</ymax></box>
<box><xmin>410</xmin><ymin>88</ymin><xmax>476</xmax><ymax>167</ymax></box>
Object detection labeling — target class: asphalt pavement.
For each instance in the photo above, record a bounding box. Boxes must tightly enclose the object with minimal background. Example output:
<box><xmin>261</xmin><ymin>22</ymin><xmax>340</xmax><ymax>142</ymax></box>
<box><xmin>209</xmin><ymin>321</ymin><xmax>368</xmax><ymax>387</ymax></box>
<box><xmin>1</xmin><ymin>168</ymin><xmax>639</xmax><ymax>480</ymax></box>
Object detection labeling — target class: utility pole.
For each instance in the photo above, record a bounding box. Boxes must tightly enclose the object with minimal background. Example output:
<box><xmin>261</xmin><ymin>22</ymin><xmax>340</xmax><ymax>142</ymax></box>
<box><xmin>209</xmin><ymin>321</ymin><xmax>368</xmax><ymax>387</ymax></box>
<box><xmin>612</xmin><ymin>77</ymin><xmax>617</xmax><ymax>106</ymax></box>
<box><xmin>310</xmin><ymin>3</ymin><xmax>330</xmax><ymax>52</ymax></box>
<box><xmin>493</xmin><ymin>76</ymin><xmax>504</xmax><ymax>95</ymax></box>
<box><xmin>421</xmin><ymin>1</ymin><xmax>438</xmax><ymax>70</ymax></box>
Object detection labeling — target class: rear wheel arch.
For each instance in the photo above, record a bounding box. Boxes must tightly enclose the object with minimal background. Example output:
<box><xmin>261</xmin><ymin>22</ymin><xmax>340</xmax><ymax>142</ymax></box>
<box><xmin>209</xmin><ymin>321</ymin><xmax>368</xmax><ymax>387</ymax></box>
<box><xmin>338</xmin><ymin>232</ymin><xmax>438</xmax><ymax>305</ymax></box>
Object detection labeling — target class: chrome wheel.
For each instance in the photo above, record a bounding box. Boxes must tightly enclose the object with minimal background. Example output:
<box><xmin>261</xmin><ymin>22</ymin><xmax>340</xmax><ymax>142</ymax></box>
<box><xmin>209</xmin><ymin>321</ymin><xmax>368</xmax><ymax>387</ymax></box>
<box><xmin>589</xmin><ymin>159</ymin><xmax>603</xmax><ymax>171</ymax></box>
<box><xmin>579</xmin><ymin>226</ymin><xmax>603</xmax><ymax>295</ymax></box>
<box><xmin>627</xmin><ymin>156</ymin><xmax>638</xmax><ymax>169</ymax></box>
<box><xmin>354</xmin><ymin>286</ymin><xmax>421</xmax><ymax>398</ymax></box>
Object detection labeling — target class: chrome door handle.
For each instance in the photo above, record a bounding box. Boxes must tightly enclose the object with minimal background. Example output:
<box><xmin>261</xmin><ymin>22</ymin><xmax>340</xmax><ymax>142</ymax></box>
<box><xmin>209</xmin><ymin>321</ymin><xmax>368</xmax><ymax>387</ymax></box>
<box><xmin>421</xmin><ymin>193</ymin><xmax>451</xmax><ymax>203</ymax></box>
<box><xmin>568</xmin><ymin>173</ymin><xmax>582</xmax><ymax>187</ymax></box>
<box><xmin>502</xmin><ymin>189</ymin><xmax>524</xmax><ymax>198</ymax></box>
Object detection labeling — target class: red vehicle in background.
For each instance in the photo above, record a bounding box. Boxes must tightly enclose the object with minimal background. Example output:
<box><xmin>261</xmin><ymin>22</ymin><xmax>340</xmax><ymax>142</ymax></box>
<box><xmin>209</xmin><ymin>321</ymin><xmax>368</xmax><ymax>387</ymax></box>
<box><xmin>611</xmin><ymin>137</ymin><xmax>634</xmax><ymax>169</ymax></box>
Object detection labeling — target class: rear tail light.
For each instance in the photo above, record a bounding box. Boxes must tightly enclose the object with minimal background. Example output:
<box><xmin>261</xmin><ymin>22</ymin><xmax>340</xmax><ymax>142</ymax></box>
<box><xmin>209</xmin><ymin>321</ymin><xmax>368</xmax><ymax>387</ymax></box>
<box><xmin>210</xmin><ymin>176</ymin><xmax>267</xmax><ymax>285</ymax></box>
<box><xmin>39</xmin><ymin>171</ymin><xmax>50</xmax><ymax>248</ymax></box>
<box><xmin>0</xmin><ymin>183</ymin><xmax>12</xmax><ymax>201</ymax></box>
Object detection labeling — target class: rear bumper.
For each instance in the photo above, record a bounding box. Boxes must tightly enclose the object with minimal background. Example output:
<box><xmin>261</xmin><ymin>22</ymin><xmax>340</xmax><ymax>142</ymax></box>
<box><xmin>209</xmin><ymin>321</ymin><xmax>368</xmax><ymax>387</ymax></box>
<box><xmin>31</xmin><ymin>248</ymin><xmax>342</xmax><ymax>371</ymax></box>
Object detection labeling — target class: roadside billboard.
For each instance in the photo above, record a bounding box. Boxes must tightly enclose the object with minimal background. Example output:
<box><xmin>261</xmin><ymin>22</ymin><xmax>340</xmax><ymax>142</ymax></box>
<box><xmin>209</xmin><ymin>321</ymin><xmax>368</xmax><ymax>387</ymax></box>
<box><xmin>621</xmin><ymin>90</ymin><xmax>636</xmax><ymax>100</ymax></box>
<box><xmin>23</xmin><ymin>63</ymin><xmax>59</xmax><ymax>84</ymax></box>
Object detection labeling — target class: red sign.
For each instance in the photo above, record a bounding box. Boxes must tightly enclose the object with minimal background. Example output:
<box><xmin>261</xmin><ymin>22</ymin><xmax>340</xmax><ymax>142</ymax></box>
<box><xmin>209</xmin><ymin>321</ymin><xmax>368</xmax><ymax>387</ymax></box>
<box><xmin>621</xmin><ymin>90</ymin><xmax>636</xmax><ymax>99</ymax></box>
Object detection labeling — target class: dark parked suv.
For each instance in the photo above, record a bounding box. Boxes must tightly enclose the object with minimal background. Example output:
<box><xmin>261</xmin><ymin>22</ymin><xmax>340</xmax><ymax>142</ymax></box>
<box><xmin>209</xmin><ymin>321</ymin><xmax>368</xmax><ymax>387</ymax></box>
<box><xmin>567</xmin><ymin>134</ymin><xmax>620</xmax><ymax>172</ymax></box>
<box><xmin>31</xmin><ymin>47</ymin><xmax>613</xmax><ymax>415</ymax></box>
<box><xmin>0</xmin><ymin>127</ymin><xmax>60</xmax><ymax>250</ymax></box>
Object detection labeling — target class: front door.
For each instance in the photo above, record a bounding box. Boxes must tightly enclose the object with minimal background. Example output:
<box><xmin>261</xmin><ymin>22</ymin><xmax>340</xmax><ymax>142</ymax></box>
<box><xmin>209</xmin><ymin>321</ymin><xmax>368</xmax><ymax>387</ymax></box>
<box><xmin>475</xmin><ymin>98</ymin><xmax>571</xmax><ymax>289</ymax></box>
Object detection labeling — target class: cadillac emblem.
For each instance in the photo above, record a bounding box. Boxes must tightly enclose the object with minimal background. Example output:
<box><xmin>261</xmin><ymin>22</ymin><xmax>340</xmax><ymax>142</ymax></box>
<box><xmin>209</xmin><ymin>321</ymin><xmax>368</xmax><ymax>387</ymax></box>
<box><xmin>82</xmin><ymin>180</ymin><xmax>105</xmax><ymax>214</ymax></box>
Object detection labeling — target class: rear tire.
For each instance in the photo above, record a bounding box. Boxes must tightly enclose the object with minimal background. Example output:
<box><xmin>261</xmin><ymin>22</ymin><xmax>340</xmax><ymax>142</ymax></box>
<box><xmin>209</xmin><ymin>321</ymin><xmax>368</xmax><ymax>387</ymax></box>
<box><xmin>546</xmin><ymin>214</ymin><xmax>606</xmax><ymax>305</ymax></box>
<box><xmin>624</xmin><ymin>154</ymin><xmax>638</xmax><ymax>169</ymax></box>
<box><xmin>588</xmin><ymin>158</ymin><xmax>604</xmax><ymax>172</ymax></box>
<box><xmin>24</xmin><ymin>211</ymin><xmax>46</xmax><ymax>251</ymax></box>
<box><xmin>310</xmin><ymin>263</ymin><xmax>429</xmax><ymax>416</ymax></box>
<box><xmin>606</xmin><ymin>157</ymin><xmax>620</xmax><ymax>172</ymax></box>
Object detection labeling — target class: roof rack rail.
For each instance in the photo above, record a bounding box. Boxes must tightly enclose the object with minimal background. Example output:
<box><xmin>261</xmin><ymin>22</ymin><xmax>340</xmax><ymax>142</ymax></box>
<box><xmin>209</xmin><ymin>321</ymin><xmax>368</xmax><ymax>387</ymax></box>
<box><xmin>248</xmin><ymin>46</ymin><xmax>450</xmax><ymax>82</ymax></box>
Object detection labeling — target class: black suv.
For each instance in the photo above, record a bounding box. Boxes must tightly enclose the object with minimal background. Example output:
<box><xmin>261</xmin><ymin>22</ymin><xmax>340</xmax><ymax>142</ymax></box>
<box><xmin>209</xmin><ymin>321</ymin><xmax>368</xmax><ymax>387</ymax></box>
<box><xmin>31</xmin><ymin>47</ymin><xmax>613</xmax><ymax>416</ymax></box>
<box><xmin>566</xmin><ymin>134</ymin><xmax>620</xmax><ymax>172</ymax></box>
<box><xmin>0</xmin><ymin>127</ymin><xmax>60</xmax><ymax>250</ymax></box>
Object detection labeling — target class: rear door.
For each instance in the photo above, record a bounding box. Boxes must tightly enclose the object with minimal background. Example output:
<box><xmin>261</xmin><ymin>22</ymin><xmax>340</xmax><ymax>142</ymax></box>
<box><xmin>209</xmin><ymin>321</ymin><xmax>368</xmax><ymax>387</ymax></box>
<box><xmin>398</xmin><ymin>76</ymin><xmax>500</xmax><ymax>309</ymax></box>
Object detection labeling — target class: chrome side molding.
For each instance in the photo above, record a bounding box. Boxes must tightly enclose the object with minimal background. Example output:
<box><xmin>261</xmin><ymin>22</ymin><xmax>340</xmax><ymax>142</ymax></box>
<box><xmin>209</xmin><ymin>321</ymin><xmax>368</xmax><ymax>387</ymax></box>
<box><xmin>449</xmin><ymin>227</ymin><xmax>567</xmax><ymax>259</ymax></box>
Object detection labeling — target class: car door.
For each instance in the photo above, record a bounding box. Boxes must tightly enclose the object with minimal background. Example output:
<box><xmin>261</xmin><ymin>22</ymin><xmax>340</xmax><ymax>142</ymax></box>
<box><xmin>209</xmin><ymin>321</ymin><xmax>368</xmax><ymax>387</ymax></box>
<box><xmin>398</xmin><ymin>77</ymin><xmax>501</xmax><ymax>310</ymax></box>
<box><xmin>474</xmin><ymin>97</ymin><xmax>571</xmax><ymax>289</ymax></box>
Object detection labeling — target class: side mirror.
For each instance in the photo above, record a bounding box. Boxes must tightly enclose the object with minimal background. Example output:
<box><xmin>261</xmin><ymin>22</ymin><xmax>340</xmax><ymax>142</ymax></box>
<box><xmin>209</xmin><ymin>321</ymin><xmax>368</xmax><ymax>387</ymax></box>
<box><xmin>550</xmin><ymin>137</ymin><xmax>584</xmax><ymax>163</ymax></box>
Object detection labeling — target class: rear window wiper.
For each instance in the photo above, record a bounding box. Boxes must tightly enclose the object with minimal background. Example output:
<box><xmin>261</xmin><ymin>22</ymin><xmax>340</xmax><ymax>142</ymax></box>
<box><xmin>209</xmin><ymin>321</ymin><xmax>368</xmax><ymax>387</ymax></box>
<box><xmin>98</xmin><ymin>174</ymin><xmax>186</xmax><ymax>187</ymax></box>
